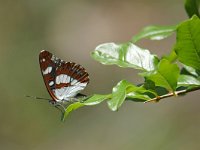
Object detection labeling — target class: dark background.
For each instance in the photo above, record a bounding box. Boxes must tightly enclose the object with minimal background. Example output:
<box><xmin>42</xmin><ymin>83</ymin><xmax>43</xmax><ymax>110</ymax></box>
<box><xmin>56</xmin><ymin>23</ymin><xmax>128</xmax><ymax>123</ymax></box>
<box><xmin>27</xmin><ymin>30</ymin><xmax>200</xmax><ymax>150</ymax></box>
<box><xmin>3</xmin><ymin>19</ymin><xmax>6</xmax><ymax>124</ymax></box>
<box><xmin>0</xmin><ymin>0</ymin><xmax>200</xmax><ymax>149</ymax></box>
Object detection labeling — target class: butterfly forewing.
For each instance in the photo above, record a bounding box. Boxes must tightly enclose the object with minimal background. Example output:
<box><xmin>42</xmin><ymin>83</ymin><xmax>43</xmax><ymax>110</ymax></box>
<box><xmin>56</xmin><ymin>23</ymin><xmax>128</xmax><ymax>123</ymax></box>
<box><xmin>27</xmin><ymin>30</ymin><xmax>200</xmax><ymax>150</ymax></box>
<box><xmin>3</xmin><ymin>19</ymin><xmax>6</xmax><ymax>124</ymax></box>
<box><xmin>39</xmin><ymin>50</ymin><xmax>89</xmax><ymax>102</ymax></box>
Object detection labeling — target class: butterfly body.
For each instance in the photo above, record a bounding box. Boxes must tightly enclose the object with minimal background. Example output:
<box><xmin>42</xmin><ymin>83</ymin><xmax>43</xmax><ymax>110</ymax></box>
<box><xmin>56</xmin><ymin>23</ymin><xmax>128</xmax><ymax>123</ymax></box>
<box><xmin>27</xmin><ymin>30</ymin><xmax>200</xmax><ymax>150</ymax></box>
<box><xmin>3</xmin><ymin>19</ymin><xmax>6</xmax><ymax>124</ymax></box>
<box><xmin>39</xmin><ymin>50</ymin><xmax>89</xmax><ymax>103</ymax></box>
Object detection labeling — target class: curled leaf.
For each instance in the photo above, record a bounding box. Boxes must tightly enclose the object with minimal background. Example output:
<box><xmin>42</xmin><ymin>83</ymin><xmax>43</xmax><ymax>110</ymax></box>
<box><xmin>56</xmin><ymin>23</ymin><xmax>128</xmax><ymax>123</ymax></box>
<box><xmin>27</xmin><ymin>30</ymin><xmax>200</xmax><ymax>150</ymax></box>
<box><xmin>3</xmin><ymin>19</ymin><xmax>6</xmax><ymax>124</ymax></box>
<box><xmin>91</xmin><ymin>42</ymin><xmax>159</xmax><ymax>71</ymax></box>
<box><xmin>132</xmin><ymin>25</ymin><xmax>176</xmax><ymax>43</ymax></box>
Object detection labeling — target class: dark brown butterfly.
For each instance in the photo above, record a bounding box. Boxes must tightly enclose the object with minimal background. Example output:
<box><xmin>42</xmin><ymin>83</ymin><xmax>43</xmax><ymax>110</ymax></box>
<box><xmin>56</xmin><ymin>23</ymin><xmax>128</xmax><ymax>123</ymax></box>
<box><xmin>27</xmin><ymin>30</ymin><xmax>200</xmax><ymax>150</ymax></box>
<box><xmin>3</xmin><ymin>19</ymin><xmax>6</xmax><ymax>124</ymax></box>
<box><xmin>39</xmin><ymin>50</ymin><xmax>89</xmax><ymax>104</ymax></box>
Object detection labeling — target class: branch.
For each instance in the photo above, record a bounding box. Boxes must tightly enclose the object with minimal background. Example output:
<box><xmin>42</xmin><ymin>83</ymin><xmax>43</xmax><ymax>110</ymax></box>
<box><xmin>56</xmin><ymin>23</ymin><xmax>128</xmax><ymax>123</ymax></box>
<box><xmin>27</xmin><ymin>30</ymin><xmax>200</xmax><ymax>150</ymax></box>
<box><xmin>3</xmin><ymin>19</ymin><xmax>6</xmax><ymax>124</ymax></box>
<box><xmin>144</xmin><ymin>86</ymin><xmax>200</xmax><ymax>103</ymax></box>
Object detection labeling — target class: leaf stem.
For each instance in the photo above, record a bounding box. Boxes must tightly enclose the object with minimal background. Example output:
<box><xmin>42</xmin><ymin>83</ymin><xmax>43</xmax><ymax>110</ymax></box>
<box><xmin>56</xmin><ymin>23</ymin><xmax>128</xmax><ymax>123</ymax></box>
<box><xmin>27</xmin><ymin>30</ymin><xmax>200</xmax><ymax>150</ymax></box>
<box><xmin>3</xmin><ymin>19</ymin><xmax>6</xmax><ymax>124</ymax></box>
<box><xmin>144</xmin><ymin>86</ymin><xmax>200</xmax><ymax>103</ymax></box>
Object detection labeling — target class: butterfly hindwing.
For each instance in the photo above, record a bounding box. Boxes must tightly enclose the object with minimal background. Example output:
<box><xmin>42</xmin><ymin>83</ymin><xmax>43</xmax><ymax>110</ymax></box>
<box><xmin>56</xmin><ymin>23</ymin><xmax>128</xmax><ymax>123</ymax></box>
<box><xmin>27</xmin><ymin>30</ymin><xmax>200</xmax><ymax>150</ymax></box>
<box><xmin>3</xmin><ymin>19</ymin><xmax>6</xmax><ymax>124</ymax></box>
<box><xmin>39</xmin><ymin>50</ymin><xmax>89</xmax><ymax>102</ymax></box>
<box><xmin>54</xmin><ymin>62</ymin><xmax>89</xmax><ymax>100</ymax></box>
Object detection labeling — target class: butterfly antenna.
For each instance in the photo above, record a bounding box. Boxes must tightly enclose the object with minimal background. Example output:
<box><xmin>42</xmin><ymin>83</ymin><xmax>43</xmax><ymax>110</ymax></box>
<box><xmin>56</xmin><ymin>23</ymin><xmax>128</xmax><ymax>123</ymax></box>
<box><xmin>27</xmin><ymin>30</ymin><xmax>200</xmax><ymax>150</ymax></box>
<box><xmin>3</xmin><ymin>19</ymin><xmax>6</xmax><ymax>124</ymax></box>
<box><xmin>26</xmin><ymin>95</ymin><xmax>66</xmax><ymax>113</ymax></box>
<box><xmin>25</xmin><ymin>95</ymin><xmax>52</xmax><ymax>101</ymax></box>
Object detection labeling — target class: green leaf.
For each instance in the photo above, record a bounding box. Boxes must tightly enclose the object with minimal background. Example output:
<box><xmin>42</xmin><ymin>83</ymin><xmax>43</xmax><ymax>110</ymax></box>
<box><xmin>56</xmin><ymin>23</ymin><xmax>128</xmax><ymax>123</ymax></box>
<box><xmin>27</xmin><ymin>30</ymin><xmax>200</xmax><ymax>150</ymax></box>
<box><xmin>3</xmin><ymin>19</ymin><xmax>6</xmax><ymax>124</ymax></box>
<box><xmin>83</xmin><ymin>94</ymin><xmax>111</xmax><ymax>105</ymax></box>
<box><xmin>62</xmin><ymin>102</ymin><xmax>84</xmax><ymax>121</ymax></box>
<box><xmin>126</xmin><ymin>92</ymin><xmax>151</xmax><ymax>102</ymax></box>
<box><xmin>91</xmin><ymin>42</ymin><xmax>159</xmax><ymax>71</ymax></box>
<box><xmin>143</xmin><ymin>79</ymin><xmax>156</xmax><ymax>90</ymax></box>
<box><xmin>107</xmin><ymin>80</ymin><xmax>133</xmax><ymax>111</ymax></box>
<box><xmin>132</xmin><ymin>25</ymin><xmax>176</xmax><ymax>43</ymax></box>
<box><xmin>142</xmin><ymin>80</ymin><xmax>159</xmax><ymax>97</ymax></box>
<box><xmin>183</xmin><ymin>65</ymin><xmax>200</xmax><ymax>77</ymax></box>
<box><xmin>174</xmin><ymin>15</ymin><xmax>200</xmax><ymax>70</ymax></box>
<box><xmin>185</xmin><ymin>0</ymin><xmax>200</xmax><ymax>18</ymax></box>
<box><xmin>178</xmin><ymin>74</ymin><xmax>200</xmax><ymax>86</ymax></box>
<box><xmin>142</xmin><ymin>59</ymin><xmax>180</xmax><ymax>92</ymax></box>
<box><xmin>162</xmin><ymin>50</ymin><xmax>178</xmax><ymax>63</ymax></box>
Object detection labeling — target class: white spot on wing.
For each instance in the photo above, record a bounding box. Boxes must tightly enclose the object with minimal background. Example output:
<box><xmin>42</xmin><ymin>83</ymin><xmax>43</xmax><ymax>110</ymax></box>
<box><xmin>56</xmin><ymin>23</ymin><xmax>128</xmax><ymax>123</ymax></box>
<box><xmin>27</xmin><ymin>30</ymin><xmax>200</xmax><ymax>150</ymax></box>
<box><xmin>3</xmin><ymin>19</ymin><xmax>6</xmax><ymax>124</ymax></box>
<box><xmin>78</xmin><ymin>82</ymin><xmax>87</xmax><ymax>87</ymax></box>
<box><xmin>48</xmin><ymin>67</ymin><xmax>52</xmax><ymax>73</ymax></box>
<box><xmin>63</xmin><ymin>75</ymin><xmax>67</xmax><ymax>83</ymax></box>
<box><xmin>61</xmin><ymin>74</ymin><xmax>64</xmax><ymax>82</ymax></box>
<box><xmin>66</xmin><ymin>76</ymin><xmax>70</xmax><ymax>83</ymax></box>
<box><xmin>56</xmin><ymin>74</ymin><xmax>73</xmax><ymax>84</ymax></box>
<box><xmin>56</xmin><ymin>76</ymin><xmax>60</xmax><ymax>84</ymax></box>
<box><xmin>49</xmin><ymin>81</ymin><xmax>54</xmax><ymax>86</ymax></box>
<box><xmin>71</xmin><ymin>79</ymin><xmax>77</xmax><ymax>85</ymax></box>
<box><xmin>42</xmin><ymin>67</ymin><xmax>52</xmax><ymax>75</ymax></box>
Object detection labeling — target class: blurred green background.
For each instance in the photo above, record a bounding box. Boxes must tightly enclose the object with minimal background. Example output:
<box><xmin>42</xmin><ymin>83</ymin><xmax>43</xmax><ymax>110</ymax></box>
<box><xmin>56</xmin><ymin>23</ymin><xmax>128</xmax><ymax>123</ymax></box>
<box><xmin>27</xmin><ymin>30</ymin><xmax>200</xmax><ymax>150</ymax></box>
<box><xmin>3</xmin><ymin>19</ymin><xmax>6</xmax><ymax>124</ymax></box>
<box><xmin>0</xmin><ymin>0</ymin><xmax>200</xmax><ymax>149</ymax></box>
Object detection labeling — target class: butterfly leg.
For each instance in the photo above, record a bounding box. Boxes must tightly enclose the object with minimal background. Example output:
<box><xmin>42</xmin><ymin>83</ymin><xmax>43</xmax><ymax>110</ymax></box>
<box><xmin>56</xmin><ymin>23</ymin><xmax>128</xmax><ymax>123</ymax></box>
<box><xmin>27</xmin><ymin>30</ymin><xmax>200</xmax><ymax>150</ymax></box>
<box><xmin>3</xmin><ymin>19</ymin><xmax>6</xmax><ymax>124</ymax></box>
<box><xmin>49</xmin><ymin>100</ymin><xmax>66</xmax><ymax>114</ymax></box>
<box><xmin>55</xmin><ymin>105</ymin><xmax>65</xmax><ymax>114</ymax></box>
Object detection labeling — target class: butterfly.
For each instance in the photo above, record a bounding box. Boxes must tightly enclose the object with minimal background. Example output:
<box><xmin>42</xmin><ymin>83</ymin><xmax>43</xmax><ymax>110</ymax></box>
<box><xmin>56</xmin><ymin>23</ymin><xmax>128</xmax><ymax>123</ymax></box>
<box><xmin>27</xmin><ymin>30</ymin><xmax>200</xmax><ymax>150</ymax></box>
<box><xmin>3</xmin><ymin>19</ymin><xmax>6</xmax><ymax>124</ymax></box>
<box><xmin>39</xmin><ymin>50</ymin><xmax>89</xmax><ymax>109</ymax></box>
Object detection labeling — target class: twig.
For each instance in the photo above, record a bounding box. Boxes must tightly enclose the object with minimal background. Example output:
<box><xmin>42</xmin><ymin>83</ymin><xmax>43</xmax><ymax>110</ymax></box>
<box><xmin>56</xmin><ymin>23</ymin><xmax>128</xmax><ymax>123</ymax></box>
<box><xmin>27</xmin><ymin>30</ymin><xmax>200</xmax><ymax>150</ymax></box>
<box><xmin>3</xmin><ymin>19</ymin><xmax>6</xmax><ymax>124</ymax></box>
<box><xmin>144</xmin><ymin>86</ymin><xmax>200</xmax><ymax>103</ymax></box>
